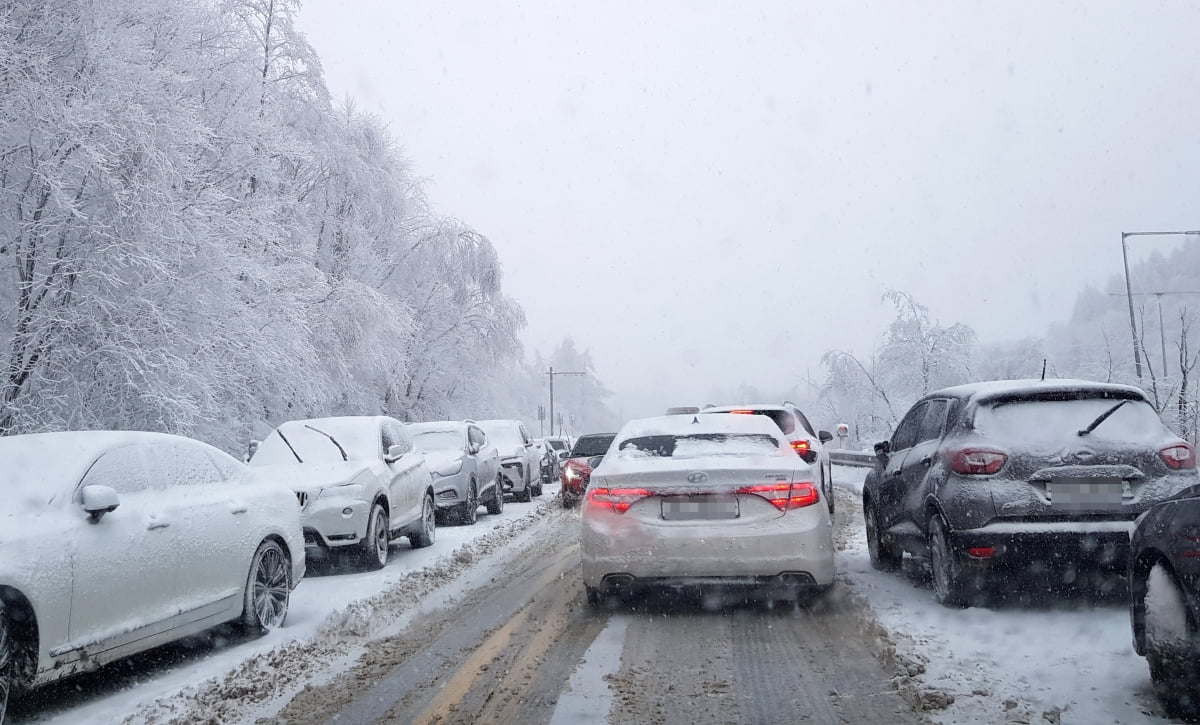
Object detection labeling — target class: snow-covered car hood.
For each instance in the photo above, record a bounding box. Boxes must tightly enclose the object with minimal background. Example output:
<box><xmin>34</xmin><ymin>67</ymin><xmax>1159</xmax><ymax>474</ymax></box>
<box><xmin>251</xmin><ymin>460</ymin><xmax>377</xmax><ymax>494</ymax></box>
<box><xmin>422</xmin><ymin>450</ymin><xmax>464</xmax><ymax>473</ymax></box>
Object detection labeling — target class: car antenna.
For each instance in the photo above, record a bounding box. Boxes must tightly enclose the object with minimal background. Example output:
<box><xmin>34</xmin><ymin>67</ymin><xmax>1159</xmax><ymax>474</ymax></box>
<box><xmin>1040</xmin><ymin>359</ymin><xmax>1047</xmax><ymax>381</ymax></box>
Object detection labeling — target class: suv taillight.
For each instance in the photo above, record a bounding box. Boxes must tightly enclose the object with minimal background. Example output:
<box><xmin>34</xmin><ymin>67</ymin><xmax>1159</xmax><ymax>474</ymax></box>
<box><xmin>1160</xmin><ymin>443</ymin><xmax>1196</xmax><ymax>470</ymax></box>
<box><xmin>948</xmin><ymin>448</ymin><xmax>1008</xmax><ymax>475</ymax></box>
<box><xmin>588</xmin><ymin>487</ymin><xmax>650</xmax><ymax>513</ymax></box>
<box><xmin>737</xmin><ymin>482</ymin><xmax>819</xmax><ymax>511</ymax></box>
<box><xmin>791</xmin><ymin>440</ymin><xmax>811</xmax><ymax>455</ymax></box>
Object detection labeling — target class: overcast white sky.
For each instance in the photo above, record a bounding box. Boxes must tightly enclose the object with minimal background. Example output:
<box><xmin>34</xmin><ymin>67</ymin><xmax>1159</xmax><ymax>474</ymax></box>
<box><xmin>296</xmin><ymin>1</ymin><xmax>1200</xmax><ymax>420</ymax></box>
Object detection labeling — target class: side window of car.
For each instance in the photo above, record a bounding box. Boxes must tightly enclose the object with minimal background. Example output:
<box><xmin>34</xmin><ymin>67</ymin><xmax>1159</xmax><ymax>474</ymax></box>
<box><xmin>917</xmin><ymin>399</ymin><xmax>950</xmax><ymax>443</ymax></box>
<box><xmin>519</xmin><ymin>425</ymin><xmax>532</xmax><ymax>445</ymax></box>
<box><xmin>79</xmin><ymin>446</ymin><xmax>153</xmax><ymax>496</ymax></box>
<box><xmin>388</xmin><ymin>423</ymin><xmax>413</xmax><ymax>455</ymax></box>
<box><xmin>205</xmin><ymin>447</ymin><xmax>245</xmax><ymax>482</ymax></box>
<box><xmin>891</xmin><ymin>403</ymin><xmax>926</xmax><ymax>452</ymax></box>
<box><xmin>468</xmin><ymin>426</ymin><xmax>486</xmax><ymax>450</ymax></box>
<box><xmin>170</xmin><ymin>442</ymin><xmax>225</xmax><ymax>486</ymax></box>
<box><xmin>792</xmin><ymin>408</ymin><xmax>818</xmax><ymax>438</ymax></box>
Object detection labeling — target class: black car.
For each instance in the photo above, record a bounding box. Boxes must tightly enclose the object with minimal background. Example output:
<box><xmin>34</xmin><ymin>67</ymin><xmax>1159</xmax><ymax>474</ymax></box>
<box><xmin>1129</xmin><ymin>484</ymin><xmax>1200</xmax><ymax>718</ymax></box>
<box><xmin>862</xmin><ymin>379</ymin><xmax>1198</xmax><ymax>607</ymax></box>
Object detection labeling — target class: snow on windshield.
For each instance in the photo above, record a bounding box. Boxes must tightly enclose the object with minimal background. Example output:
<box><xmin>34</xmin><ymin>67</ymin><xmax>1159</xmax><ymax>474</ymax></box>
<box><xmin>250</xmin><ymin>419</ymin><xmax>379</xmax><ymax>465</ymax></box>
<box><xmin>478</xmin><ymin>422</ymin><xmax>521</xmax><ymax>446</ymax></box>
<box><xmin>974</xmin><ymin>397</ymin><xmax>1166</xmax><ymax>445</ymax></box>
<box><xmin>411</xmin><ymin>430</ymin><xmax>464</xmax><ymax>453</ymax></box>
<box><xmin>616</xmin><ymin>433</ymin><xmax>782</xmax><ymax>459</ymax></box>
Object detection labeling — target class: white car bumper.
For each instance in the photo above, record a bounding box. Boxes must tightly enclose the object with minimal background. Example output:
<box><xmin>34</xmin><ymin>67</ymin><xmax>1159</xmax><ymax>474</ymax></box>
<box><xmin>301</xmin><ymin>493</ymin><xmax>371</xmax><ymax>549</ymax></box>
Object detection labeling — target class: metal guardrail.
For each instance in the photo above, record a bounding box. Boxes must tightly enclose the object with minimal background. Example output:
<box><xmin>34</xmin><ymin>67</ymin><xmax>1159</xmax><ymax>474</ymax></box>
<box><xmin>828</xmin><ymin>450</ymin><xmax>877</xmax><ymax>468</ymax></box>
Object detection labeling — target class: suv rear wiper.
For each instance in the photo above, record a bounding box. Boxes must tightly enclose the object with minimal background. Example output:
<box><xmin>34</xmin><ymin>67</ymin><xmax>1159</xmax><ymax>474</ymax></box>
<box><xmin>305</xmin><ymin>424</ymin><xmax>349</xmax><ymax>461</ymax></box>
<box><xmin>1078</xmin><ymin>400</ymin><xmax>1129</xmax><ymax>436</ymax></box>
<box><xmin>275</xmin><ymin>428</ymin><xmax>303</xmax><ymax>463</ymax></box>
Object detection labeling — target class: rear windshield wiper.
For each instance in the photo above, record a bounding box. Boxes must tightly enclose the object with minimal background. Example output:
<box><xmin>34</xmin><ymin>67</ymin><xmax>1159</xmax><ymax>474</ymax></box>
<box><xmin>305</xmin><ymin>424</ymin><xmax>349</xmax><ymax>461</ymax></box>
<box><xmin>275</xmin><ymin>428</ymin><xmax>303</xmax><ymax>463</ymax></box>
<box><xmin>1078</xmin><ymin>400</ymin><xmax>1129</xmax><ymax>437</ymax></box>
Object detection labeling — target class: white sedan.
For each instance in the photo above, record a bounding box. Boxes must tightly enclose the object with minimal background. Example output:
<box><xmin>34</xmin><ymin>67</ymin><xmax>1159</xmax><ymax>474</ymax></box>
<box><xmin>0</xmin><ymin>431</ymin><xmax>304</xmax><ymax>720</ymax></box>
<box><xmin>249</xmin><ymin>416</ymin><xmax>436</xmax><ymax>570</ymax></box>
<box><xmin>581</xmin><ymin>414</ymin><xmax>835</xmax><ymax>605</ymax></box>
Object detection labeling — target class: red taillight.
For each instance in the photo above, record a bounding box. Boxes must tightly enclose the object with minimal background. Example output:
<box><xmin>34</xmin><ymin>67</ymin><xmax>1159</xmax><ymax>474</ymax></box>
<box><xmin>588</xmin><ymin>487</ymin><xmax>650</xmax><ymax>513</ymax></box>
<box><xmin>730</xmin><ymin>409</ymin><xmax>755</xmax><ymax>415</ymax></box>
<box><xmin>948</xmin><ymin>448</ymin><xmax>1008</xmax><ymax>475</ymax></box>
<box><xmin>967</xmin><ymin>546</ymin><xmax>995</xmax><ymax>559</ymax></box>
<box><xmin>737</xmin><ymin>482</ymin><xmax>819</xmax><ymax>511</ymax></box>
<box><xmin>1160</xmin><ymin>443</ymin><xmax>1196</xmax><ymax>470</ymax></box>
<box><xmin>791</xmin><ymin>440</ymin><xmax>811</xmax><ymax>455</ymax></box>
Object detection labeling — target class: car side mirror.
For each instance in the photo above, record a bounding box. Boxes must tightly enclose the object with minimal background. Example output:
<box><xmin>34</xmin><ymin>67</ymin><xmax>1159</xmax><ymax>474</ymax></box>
<box><xmin>818</xmin><ymin>431</ymin><xmax>833</xmax><ymax>444</ymax></box>
<box><xmin>385</xmin><ymin>444</ymin><xmax>407</xmax><ymax>464</ymax></box>
<box><xmin>82</xmin><ymin>485</ymin><xmax>120</xmax><ymax>523</ymax></box>
<box><xmin>468</xmin><ymin>443</ymin><xmax>480</xmax><ymax>455</ymax></box>
<box><xmin>873</xmin><ymin>440</ymin><xmax>891</xmax><ymax>461</ymax></box>
<box><xmin>558</xmin><ymin>451</ymin><xmax>569</xmax><ymax>460</ymax></box>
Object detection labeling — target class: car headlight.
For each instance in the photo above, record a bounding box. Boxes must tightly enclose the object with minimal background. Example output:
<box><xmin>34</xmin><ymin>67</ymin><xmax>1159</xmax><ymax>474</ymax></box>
<box><xmin>433</xmin><ymin>460</ymin><xmax>464</xmax><ymax>478</ymax></box>
<box><xmin>564</xmin><ymin>468</ymin><xmax>582</xmax><ymax>482</ymax></box>
<box><xmin>318</xmin><ymin>482</ymin><xmax>364</xmax><ymax>499</ymax></box>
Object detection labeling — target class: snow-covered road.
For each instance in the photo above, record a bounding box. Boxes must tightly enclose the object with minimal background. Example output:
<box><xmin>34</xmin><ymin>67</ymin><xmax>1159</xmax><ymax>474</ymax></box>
<box><xmin>833</xmin><ymin>466</ymin><xmax>1173</xmax><ymax>724</ymax></box>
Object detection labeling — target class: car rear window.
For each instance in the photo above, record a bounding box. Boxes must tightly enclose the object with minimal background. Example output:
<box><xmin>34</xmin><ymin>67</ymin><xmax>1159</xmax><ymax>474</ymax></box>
<box><xmin>571</xmin><ymin>435</ymin><xmax>615</xmax><ymax>457</ymax></box>
<box><xmin>713</xmin><ymin>409</ymin><xmax>795</xmax><ymax>435</ymax></box>
<box><xmin>973</xmin><ymin>396</ymin><xmax>1165</xmax><ymax>444</ymax></box>
<box><xmin>616</xmin><ymin>433</ymin><xmax>781</xmax><ymax>458</ymax></box>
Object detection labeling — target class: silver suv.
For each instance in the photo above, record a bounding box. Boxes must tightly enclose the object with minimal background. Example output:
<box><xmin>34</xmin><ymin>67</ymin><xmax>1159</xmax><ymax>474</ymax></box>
<box><xmin>476</xmin><ymin>419</ymin><xmax>543</xmax><ymax>502</ymax></box>
<box><xmin>408</xmin><ymin>421</ymin><xmax>504</xmax><ymax>525</ymax></box>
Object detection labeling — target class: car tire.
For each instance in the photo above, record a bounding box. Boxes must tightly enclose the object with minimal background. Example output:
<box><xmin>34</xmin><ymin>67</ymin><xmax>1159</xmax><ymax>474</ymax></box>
<box><xmin>241</xmin><ymin>539</ymin><xmax>291</xmax><ymax>634</ymax></box>
<box><xmin>358</xmin><ymin>502</ymin><xmax>390</xmax><ymax>571</ymax></box>
<box><xmin>455</xmin><ymin>480</ymin><xmax>479</xmax><ymax>526</ymax></box>
<box><xmin>1144</xmin><ymin>563</ymin><xmax>1200</xmax><ymax>718</ymax></box>
<box><xmin>585</xmin><ymin>585</ymin><xmax>602</xmax><ymax>608</ymax></box>
<box><xmin>864</xmin><ymin>500</ymin><xmax>902</xmax><ymax>572</ymax></box>
<box><xmin>486</xmin><ymin>476</ymin><xmax>504</xmax><ymax>515</ymax></box>
<box><xmin>825</xmin><ymin>465</ymin><xmax>835</xmax><ymax>515</ymax></box>
<box><xmin>516</xmin><ymin>475</ymin><xmax>532</xmax><ymax>502</ymax></box>
<box><xmin>0</xmin><ymin>602</ymin><xmax>12</xmax><ymax>721</ymax></box>
<box><xmin>929</xmin><ymin>516</ymin><xmax>969</xmax><ymax>608</ymax></box>
<box><xmin>409</xmin><ymin>493</ymin><xmax>436</xmax><ymax>548</ymax></box>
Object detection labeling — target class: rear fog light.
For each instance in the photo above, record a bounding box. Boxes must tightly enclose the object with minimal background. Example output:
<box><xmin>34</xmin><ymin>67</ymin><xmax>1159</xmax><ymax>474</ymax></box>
<box><xmin>967</xmin><ymin>546</ymin><xmax>996</xmax><ymax>559</ymax></box>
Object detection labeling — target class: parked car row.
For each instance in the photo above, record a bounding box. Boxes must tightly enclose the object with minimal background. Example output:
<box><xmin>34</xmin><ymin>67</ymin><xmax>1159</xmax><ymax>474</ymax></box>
<box><xmin>0</xmin><ymin>413</ymin><xmax>547</xmax><ymax>722</ymax></box>
<box><xmin>860</xmin><ymin>379</ymin><xmax>1200</xmax><ymax>717</ymax></box>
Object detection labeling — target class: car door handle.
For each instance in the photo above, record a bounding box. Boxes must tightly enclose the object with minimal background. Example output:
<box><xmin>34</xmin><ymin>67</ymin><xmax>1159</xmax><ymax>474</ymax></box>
<box><xmin>147</xmin><ymin>520</ymin><xmax>170</xmax><ymax>530</ymax></box>
<box><xmin>919</xmin><ymin>456</ymin><xmax>933</xmax><ymax>466</ymax></box>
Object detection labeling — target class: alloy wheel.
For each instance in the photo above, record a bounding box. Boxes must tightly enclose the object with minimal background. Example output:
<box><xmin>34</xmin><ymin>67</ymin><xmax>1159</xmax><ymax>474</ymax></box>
<box><xmin>252</xmin><ymin>544</ymin><xmax>290</xmax><ymax>629</ymax></box>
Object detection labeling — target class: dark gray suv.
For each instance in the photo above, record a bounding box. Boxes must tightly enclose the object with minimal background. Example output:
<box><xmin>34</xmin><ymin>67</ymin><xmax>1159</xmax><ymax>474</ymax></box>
<box><xmin>863</xmin><ymin>379</ymin><xmax>1198</xmax><ymax>607</ymax></box>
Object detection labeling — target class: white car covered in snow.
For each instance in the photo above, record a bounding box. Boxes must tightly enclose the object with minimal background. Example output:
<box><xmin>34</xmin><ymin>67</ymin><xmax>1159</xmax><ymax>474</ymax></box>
<box><xmin>581</xmin><ymin>414</ymin><xmax>835</xmax><ymax>606</ymax></box>
<box><xmin>476</xmin><ymin>419</ymin><xmax>543</xmax><ymax>502</ymax></box>
<box><xmin>249</xmin><ymin>416</ymin><xmax>436</xmax><ymax>570</ymax></box>
<box><xmin>0</xmin><ymin>431</ymin><xmax>304</xmax><ymax>719</ymax></box>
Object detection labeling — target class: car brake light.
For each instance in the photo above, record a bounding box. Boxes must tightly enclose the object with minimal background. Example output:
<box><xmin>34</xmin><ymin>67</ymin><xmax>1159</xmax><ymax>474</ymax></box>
<box><xmin>588</xmin><ymin>487</ymin><xmax>650</xmax><ymax>513</ymax></box>
<box><xmin>967</xmin><ymin>547</ymin><xmax>995</xmax><ymax>558</ymax></box>
<box><xmin>1160</xmin><ymin>443</ymin><xmax>1196</xmax><ymax>470</ymax></box>
<box><xmin>737</xmin><ymin>482</ymin><xmax>819</xmax><ymax>511</ymax></box>
<box><xmin>1178</xmin><ymin>528</ymin><xmax>1200</xmax><ymax>558</ymax></box>
<box><xmin>948</xmin><ymin>448</ymin><xmax>1008</xmax><ymax>475</ymax></box>
<box><xmin>791</xmin><ymin>440</ymin><xmax>811</xmax><ymax>455</ymax></box>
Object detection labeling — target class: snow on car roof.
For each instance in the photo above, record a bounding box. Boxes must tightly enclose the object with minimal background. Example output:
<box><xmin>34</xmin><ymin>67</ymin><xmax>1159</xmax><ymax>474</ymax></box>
<box><xmin>615</xmin><ymin>413</ymin><xmax>783</xmax><ymax>440</ymax></box>
<box><xmin>934</xmin><ymin>378</ymin><xmax>1147</xmax><ymax>403</ymax></box>
<box><xmin>407</xmin><ymin>421</ymin><xmax>467</xmax><ymax>434</ymax></box>
<box><xmin>0</xmin><ymin>430</ymin><xmax>191</xmax><ymax>502</ymax></box>
<box><xmin>704</xmin><ymin>403</ymin><xmax>787</xmax><ymax>412</ymax></box>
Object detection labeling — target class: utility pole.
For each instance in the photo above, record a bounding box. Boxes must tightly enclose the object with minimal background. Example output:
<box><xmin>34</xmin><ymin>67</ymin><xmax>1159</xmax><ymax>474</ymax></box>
<box><xmin>1122</xmin><ymin>230</ymin><xmax>1200</xmax><ymax>381</ymax></box>
<box><xmin>547</xmin><ymin>366</ymin><xmax>588</xmax><ymax>436</ymax></box>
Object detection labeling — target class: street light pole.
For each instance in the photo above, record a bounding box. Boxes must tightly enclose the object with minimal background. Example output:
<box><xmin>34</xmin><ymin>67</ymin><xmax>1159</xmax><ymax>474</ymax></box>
<box><xmin>1121</xmin><ymin>230</ymin><xmax>1200</xmax><ymax>382</ymax></box>
<box><xmin>547</xmin><ymin>366</ymin><xmax>588</xmax><ymax>436</ymax></box>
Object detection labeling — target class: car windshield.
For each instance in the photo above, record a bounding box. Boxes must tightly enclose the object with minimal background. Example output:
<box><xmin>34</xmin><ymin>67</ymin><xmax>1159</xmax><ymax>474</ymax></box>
<box><xmin>250</xmin><ymin>421</ymin><xmax>379</xmax><ymax>464</ymax></box>
<box><xmin>571</xmin><ymin>435</ymin><xmax>615</xmax><ymax>457</ymax></box>
<box><xmin>547</xmin><ymin>440</ymin><xmax>567</xmax><ymax>451</ymax></box>
<box><xmin>616</xmin><ymin>433</ymin><xmax>781</xmax><ymax>459</ymax></box>
<box><xmin>974</xmin><ymin>396</ymin><xmax>1164</xmax><ymax>445</ymax></box>
<box><xmin>410</xmin><ymin>430</ymin><xmax>464</xmax><ymax>453</ymax></box>
<box><xmin>707</xmin><ymin>409</ymin><xmax>795</xmax><ymax>436</ymax></box>
<box><xmin>478</xmin><ymin>423</ymin><xmax>522</xmax><ymax>446</ymax></box>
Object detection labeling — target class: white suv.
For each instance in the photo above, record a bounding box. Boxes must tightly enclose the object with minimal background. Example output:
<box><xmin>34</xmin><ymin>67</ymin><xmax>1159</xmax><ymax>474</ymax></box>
<box><xmin>701</xmin><ymin>403</ymin><xmax>835</xmax><ymax>513</ymax></box>
<box><xmin>475</xmin><ymin>419</ymin><xmax>543</xmax><ymax>502</ymax></box>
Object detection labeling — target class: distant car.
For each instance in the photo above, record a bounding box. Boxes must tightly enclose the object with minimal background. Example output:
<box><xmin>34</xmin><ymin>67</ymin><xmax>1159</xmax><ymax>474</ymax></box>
<box><xmin>408</xmin><ymin>421</ymin><xmax>503</xmax><ymax>525</ymax></box>
<box><xmin>701</xmin><ymin>403</ymin><xmax>835</xmax><ymax>513</ymax></box>
<box><xmin>250</xmin><ymin>416</ymin><xmax>436</xmax><ymax>570</ymax></box>
<box><xmin>544</xmin><ymin>435</ymin><xmax>572</xmax><ymax>470</ymax></box>
<box><xmin>863</xmin><ymin>379</ymin><xmax>1199</xmax><ymax>607</ymax></box>
<box><xmin>580</xmin><ymin>414</ymin><xmax>834</xmax><ymax>605</ymax></box>
<box><xmin>1129</xmin><ymin>483</ymin><xmax>1200</xmax><ymax>718</ymax></box>
<box><xmin>0</xmin><ymin>431</ymin><xmax>304</xmax><ymax>721</ymax></box>
<box><xmin>561</xmin><ymin>432</ymin><xmax>617</xmax><ymax>508</ymax></box>
<box><xmin>476</xmin><ymin>419</ymin><xmax>542</xmax><ymax>502</ymax></box>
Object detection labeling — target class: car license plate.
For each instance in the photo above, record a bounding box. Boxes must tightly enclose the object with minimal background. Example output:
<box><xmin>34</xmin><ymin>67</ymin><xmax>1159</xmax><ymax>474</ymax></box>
<box><xmin>660</xmin><ymin>494</ymin><xmax>739</xmax><ymax>521</ymax></box>
<box><xmin>1048</xmin><ymin>477</ymin><xmax>1126</xmax><ymax>510</ymax></box>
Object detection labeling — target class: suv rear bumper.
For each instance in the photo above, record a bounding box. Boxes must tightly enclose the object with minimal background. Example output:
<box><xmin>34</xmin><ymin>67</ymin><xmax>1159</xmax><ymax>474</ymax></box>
<box><xmin>953</xmin><ymin>520</ymin><xmax>1136</xmax><ymax>569</ymax></box>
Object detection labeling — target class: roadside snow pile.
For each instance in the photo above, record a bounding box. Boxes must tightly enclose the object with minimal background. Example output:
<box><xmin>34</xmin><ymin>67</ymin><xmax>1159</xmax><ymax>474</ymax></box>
<box><xmin>121</xmin><ymin>501</ymin><xmax>562</xmax><ymax>725</ymax></box>
<box><xmin>832</xmin><ymin>466</ymin><xmax>1167</xmax><ymax>724</ymax></box>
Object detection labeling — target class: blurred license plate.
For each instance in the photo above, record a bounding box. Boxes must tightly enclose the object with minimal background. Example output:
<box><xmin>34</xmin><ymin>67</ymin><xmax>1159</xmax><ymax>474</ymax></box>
<box><xmin>1048</xmin><ymin>477</ymin><xmax>1125</xmax><ymax>509</ymax></box>
<box><xmin>660</xmin><ymin>495</ymin><xmax>739</xmax><ymax>521</ymax></box>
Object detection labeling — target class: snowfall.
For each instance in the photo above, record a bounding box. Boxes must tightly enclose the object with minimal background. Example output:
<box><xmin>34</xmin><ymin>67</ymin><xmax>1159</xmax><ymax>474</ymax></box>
<box><xmin>14</xmin><ymin>470</ymin><xmax>1180</xmax><ymax>725</ymax></box>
